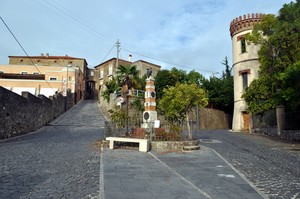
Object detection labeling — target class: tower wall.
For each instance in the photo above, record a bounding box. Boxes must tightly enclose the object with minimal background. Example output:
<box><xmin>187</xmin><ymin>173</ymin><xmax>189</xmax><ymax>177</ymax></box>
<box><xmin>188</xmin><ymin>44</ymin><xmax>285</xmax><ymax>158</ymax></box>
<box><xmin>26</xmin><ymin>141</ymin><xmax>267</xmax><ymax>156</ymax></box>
<box><xmin>230</xmin><ymin>13</ymin><xmax>263</xmax><ymax>131</ymax></box>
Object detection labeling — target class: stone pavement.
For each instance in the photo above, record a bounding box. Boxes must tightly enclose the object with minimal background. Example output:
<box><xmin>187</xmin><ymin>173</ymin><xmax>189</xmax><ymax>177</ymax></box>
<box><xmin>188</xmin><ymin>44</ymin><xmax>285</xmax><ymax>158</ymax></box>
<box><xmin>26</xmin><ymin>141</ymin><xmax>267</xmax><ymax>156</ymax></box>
<box><xmin>0</xmin><ymin>100</ymin><xmax>279</xmax><ymax>199</ymax></box>
<box><xmin>102</xmin><ymin>146</ymin><xmax>266</xmax><ymax>199</ymax></box>
<box><xmin>0</xmin><ymin>100</ymin><xmax>105</xmax><ymax>199</ymax></box>
<box><xmin>195</xmin><ymin>130</ymin><xmax>300</xmax><ymax>199</ymax></box>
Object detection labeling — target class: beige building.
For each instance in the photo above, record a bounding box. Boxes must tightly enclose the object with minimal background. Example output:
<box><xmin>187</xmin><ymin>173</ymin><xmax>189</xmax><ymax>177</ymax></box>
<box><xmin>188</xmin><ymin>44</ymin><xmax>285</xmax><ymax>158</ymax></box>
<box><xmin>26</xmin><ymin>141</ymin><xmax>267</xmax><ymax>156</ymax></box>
<box><xmin>230</xmin><ymin>13</ymin><xmax>263</xmax><ymax>131</ymax></box>
<box><xmin>94</xmin><ymin>56</ymin><xmax>161</xmax><ymax>100</ymax></box>
<box><xmin>0</xmin><ymin>55</ymin><xmax>88</xmax><ymax>102</ymax></box>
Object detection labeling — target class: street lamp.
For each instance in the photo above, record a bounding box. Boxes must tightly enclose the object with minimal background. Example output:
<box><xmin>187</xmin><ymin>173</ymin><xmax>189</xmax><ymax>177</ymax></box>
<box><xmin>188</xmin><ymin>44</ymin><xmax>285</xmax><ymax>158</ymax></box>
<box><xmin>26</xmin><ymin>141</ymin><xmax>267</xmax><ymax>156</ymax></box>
<box><xmin>64</xmin><ymin>64</ymin><xmax>72</xmax><ymax>111</ymax></box>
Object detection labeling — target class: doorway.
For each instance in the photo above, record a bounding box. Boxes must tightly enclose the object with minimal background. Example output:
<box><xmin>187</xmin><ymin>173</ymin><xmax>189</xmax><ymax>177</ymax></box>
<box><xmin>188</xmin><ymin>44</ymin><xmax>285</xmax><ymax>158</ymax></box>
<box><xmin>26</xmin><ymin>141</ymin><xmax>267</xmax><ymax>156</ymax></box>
<box><xmin>242</xmin><ymin>112</ymin><xmax>250</xmax><ymax>132</ymax></box>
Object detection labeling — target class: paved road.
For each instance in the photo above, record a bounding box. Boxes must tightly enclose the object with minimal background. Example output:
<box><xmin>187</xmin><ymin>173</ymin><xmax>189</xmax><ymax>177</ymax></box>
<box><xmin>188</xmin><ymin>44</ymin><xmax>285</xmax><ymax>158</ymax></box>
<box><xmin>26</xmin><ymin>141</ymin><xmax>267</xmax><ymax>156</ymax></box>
<box><xmin>1</xmin><ymin>100</ymin><xmax>298</xmax><ymax>199</ymax></box>
<box><xmin>103</xmin><ymin>147</ymin><xmax>264</xmax><ymax>199</ymax></box>
<box><xmin>195</xmin><ymin>130</ymin><xmax>300</xmax><ymax>199</ymax></box>
<box><xmin>0</xmin><ymin>100</ymin><xmax>106</xmax><ymax>198</ymax></box>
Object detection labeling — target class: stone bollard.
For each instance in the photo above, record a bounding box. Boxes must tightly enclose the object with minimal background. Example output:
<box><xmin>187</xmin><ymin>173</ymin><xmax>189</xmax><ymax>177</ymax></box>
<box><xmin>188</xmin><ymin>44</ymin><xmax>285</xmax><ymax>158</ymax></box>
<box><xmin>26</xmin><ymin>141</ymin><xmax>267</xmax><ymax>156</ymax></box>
<box><xmin>276</xmin><ymin>105</ymin><xmax>285</xmax><ymax>136</ymax></box>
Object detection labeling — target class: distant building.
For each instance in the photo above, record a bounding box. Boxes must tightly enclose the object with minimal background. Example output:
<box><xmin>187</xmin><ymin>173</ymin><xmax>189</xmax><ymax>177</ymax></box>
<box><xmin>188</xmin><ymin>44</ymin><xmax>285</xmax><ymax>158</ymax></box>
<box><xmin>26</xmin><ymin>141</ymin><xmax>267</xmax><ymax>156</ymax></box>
<box><xmin>94</xmin><ymin>56</ymin><xmax>161</xmax><ymax>101</ymax></box>
<box><xmin>0</xmin><ymin>54</ymin><xmax>89</xmax><ymax>102</ymax></box>
<box><xmin>230</xmin><ymin>13</ymin><xmax>263</xmax><ymax>131</ymax></box>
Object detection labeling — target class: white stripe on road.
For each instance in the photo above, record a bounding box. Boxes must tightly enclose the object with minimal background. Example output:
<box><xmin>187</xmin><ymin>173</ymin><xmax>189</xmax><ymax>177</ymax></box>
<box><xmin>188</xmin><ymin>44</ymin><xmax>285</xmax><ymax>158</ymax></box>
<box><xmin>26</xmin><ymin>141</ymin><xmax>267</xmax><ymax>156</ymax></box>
<box><xmin>209</xmin><ymin>147</ymin><xmax>268</xmax><ymax>199</ymax></box>
<box><xmin>99</xmin><ymin>146</ymin><xmax>105</xmax><ymax>199</ymax></box>
<box><xmin>148</xmin><ymin>152</ymin><xmax>214</xmax><ymax>199</ymax></box>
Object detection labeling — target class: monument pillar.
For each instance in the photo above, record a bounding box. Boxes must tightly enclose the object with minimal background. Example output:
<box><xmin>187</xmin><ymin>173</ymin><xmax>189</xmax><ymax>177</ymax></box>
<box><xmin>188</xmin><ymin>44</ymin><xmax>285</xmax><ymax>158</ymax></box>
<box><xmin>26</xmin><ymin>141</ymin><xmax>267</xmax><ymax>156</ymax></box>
<box><xmin>141</xmin><ymin>76</ymin><xmax>157</xmax><ymax>129</ymax></box>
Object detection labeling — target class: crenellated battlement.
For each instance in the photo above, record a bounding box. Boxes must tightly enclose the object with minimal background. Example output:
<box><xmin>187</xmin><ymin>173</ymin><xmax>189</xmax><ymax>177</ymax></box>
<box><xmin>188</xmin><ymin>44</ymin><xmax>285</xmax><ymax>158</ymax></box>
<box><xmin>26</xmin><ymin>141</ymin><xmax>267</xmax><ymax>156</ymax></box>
<box><xmin>230</xmin><ymin>13</ymin><xmax>264</xmax><ymax>37</ymax></box>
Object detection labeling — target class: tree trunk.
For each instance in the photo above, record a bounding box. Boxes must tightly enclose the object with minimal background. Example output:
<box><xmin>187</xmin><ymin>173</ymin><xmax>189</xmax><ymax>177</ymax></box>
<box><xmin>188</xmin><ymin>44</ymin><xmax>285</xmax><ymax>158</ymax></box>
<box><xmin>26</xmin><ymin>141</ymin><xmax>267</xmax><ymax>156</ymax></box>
<box><xmin>186</xmin><ymin>114</ymin><xmax>192</xmax><ymax>140</ymax></box>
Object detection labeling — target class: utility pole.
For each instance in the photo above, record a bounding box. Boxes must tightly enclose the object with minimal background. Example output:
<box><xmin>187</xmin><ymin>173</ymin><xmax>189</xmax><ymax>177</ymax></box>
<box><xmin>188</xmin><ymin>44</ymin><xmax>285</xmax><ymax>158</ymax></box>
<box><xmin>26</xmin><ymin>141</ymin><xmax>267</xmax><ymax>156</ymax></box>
<box><xmin>116</xmin><ymin>39</ymin><xmax>121</xmax><ymax>70</ymax></box>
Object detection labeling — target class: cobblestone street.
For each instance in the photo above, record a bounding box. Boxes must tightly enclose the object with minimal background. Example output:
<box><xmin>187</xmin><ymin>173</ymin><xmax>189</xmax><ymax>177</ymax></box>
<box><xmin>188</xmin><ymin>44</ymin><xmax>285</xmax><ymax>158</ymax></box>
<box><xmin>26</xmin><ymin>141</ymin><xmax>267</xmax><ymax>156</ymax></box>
<box><xmin>0</xmin><ymin>100</ymin><xmax>105</xmax><ymax>198</ymax></box>
<box><xmin>196</xmin><ymin>130</ymin><xmax>300</xmax><ymax>199</ymax></box>
<box><xmin>1</xmin><ymin>100</ymin><xmax>299</xmax><ymax>198</ymax></box>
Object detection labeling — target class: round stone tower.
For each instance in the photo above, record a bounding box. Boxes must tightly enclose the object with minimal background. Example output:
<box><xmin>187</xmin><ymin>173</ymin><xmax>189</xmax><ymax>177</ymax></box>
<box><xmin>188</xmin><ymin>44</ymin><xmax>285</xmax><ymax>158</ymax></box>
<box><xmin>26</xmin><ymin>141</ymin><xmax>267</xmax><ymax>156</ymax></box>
<box><xmin>230</xmin><ymin>13</ymin><xmax>263</xmax><ymax>131</ymax></box>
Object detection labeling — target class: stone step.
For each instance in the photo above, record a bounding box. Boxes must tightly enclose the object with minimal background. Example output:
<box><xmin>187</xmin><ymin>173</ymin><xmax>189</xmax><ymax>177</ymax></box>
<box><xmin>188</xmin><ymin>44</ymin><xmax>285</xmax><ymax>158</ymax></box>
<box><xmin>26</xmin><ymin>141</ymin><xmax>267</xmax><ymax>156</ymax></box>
<box><xmin>182</xmin><ymin>145</ymin><xmax>200</xmax><ymax>151</ymax></box>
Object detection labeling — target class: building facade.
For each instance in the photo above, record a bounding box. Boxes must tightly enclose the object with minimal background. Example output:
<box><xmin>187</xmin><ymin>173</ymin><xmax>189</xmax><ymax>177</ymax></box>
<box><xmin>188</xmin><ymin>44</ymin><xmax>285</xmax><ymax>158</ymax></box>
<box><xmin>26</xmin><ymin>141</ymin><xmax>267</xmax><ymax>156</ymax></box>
<box><xmin>230</xmin><ymin>13</ymin><xmax>263</xmax><ymax>131</ymax></box>
<box><xmin>94</xmin><ymin>56</ymin><xmax>161</xmax><ymax>101</ymax></box>
<box><xmin>0</xmin><ymin>54</ymin><xmax>88</xmax><ymax>102</ymax></box>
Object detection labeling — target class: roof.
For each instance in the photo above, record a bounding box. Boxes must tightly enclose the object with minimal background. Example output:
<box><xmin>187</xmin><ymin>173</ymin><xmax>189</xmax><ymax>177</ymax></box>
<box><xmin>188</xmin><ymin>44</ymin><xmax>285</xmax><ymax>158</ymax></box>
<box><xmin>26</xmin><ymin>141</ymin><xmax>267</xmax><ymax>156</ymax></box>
<box><xmin>0</xmin><ymin>73</ymin><xmax>45</xmax><ymax>80</ymax></box>
<box><xmin>94</xmin><ymin>57</ymin><xmax>161</xmax><ymax>69</ymax></box>
<box><xmin>9</xmin><ymin>55</ymin><xmax>88</xmax><ymax>65</ymax></box>
<box><xmin>133</xmin><ymin>60</ymin><xmax>161</xmax><ymax>68</ymax></box>
<box><xmin>94</xmin><ymin>57</ymin><xmax>131</xmax><ymax>68</ymax></box>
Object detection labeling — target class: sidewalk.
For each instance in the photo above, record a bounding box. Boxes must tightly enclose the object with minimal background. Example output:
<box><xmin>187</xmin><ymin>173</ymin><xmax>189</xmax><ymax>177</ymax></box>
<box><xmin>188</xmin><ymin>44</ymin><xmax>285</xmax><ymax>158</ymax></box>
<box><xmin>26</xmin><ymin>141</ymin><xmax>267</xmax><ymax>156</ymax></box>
<box><xmin>101</xmin><ymin>146</ymin><xmax>266</xmax><ymax>199</ymax></box>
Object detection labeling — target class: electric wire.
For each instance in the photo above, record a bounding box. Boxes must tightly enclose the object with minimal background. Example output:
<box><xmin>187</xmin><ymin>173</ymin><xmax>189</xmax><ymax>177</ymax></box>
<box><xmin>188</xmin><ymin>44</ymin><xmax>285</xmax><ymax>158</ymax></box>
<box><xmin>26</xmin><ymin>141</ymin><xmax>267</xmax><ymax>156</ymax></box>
<box><xmin>98</xmin><ymin>43</ymin><xmax>117</xmax><ymax>66</ymax></box>
<box><xmin>0</xmin><ymin>16</ymin><xmax>56</xmax><ymax>93</ymax></box>
<box><xmin>35</xmin><ymin>0</ymin><xmax>115</xmax><ymax>43</ymax></box>
<box><xmin>122</xmin><ymin>48</ymin><xmax>216</xmax><ymax>73</ymax></box>
<box><xmin>31</xmin><ymin>0</ymin><xmax>215</xmax><ymax>73</ymax></box>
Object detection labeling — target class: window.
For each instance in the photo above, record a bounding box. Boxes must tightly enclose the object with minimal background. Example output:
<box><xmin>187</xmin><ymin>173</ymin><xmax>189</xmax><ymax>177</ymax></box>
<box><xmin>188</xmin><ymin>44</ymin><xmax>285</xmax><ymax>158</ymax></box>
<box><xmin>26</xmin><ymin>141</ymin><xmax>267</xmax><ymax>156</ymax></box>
<box><xmin>242</xmin><ymin>73</ymin><xmax>248</xmax><ymax>91</ymax></box>
<box><xmin>21</xmin><ymin>71</ymin><xmax>28</xmax><ymax>75</ymax></box>
<box><xmin>90</xmin><ymin>71</ymin><xmax>94</xmax><ymax>77</ymax></box>
<box><xmin>239</xmin><ymin>69</ymin><xmax>250</xmax><ymax>92</ymax></box>
<box><xmin>108</xmin><ymin>65</ymin><xmax>113</xmax><ymax>76</ymax></box>
<box><xmin>50</xmin><ymin>77</ymin><xmax>57</xmax><ymax>81</ymax></box>
<box><xmin>100</xmin><ymin>70</ymin><xmax>103</xmax><ymax>79</ymax></box>
<box><xmin>241</xmin><ymin>38</ymin><xmax>246</xmax><ymax>53</ymax></box>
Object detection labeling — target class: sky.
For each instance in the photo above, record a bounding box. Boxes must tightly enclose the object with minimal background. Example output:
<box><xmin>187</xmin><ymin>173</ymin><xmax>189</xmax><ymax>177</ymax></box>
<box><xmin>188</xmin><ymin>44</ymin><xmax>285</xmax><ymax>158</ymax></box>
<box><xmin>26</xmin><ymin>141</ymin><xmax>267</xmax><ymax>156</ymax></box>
<box><xmin>0</xmin><ymin>0</ymin><xmax>294</xmax><ymax>77</ymax></box>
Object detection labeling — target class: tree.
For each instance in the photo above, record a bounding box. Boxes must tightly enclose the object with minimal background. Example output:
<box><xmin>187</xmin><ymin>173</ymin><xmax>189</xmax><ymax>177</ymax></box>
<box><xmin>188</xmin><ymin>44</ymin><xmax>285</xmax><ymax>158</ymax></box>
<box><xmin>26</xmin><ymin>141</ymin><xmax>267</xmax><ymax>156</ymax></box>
<box><xmin>155</xmin><ymin>69</ymin><xmax>178</xmax><ymax>100</ymax></box>
<box><xmin>186</xmin><ymin>70</ymin><xmax>206</xmax><ymax>87</ymax></box>
<box><xmin>101</xmin><ymin>77</ymin><xmax>119</xmax><ymax>102</ymax></box>
<box><xmin>244</xmin><ymin>0</ymin><xmax>300</xmax><ymax>112</ymax></box>
<box><xmin>158</xmin><ymin>83</ymin><xmax>208</xmax><ymax>140</ymax></box>
<box><xmin>201</xmin><ymin>57</ymin><xmax>234</xmax><ymax>113</ymax></box>
<box><xmin>116</xmin><ymin>64</ymin><xmax>140</xmax><ymax>95</ymax></box>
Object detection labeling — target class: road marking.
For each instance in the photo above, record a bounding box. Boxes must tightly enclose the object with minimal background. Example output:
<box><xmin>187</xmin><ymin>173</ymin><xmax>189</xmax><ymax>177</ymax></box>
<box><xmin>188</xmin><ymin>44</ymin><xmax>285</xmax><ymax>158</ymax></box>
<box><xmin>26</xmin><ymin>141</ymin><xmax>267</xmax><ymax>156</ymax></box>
<box><xmin>217</xmin><ymin>174</ymin><xmax>235</xmax><ymax>178</ymax></box>
<box><xmin>209</xmin><ymin>147</ymin><xmax>268</xmax><ymax>199</ymax></box>
<box><xmin>148</xmin><ymin>152</ymin><xmax>214</xmax><ymax>199</ymax></box>
<box><xmin>99</xmin><ymin>146</ymin><xmax>105</xmax><ymax>199</ymax></box>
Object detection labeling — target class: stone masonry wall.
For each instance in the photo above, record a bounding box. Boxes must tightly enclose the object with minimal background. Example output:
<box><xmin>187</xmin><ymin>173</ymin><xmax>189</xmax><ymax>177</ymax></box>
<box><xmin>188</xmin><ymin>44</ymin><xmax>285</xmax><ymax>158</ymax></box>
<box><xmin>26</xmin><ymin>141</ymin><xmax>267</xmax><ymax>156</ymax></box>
<box><xmin>0</xmin><ymin>86</ymin><xmax>73</xmax><ymax>139</ymax></box>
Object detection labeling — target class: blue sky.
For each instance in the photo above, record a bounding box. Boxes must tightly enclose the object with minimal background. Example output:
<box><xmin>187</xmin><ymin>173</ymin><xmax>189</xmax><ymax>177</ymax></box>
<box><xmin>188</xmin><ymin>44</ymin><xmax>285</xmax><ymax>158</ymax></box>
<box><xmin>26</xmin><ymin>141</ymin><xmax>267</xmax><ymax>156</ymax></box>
<box><xmin>0</xmin><ymin>0</ymin><xmax>293</xmax><ymax>77</ymax></box>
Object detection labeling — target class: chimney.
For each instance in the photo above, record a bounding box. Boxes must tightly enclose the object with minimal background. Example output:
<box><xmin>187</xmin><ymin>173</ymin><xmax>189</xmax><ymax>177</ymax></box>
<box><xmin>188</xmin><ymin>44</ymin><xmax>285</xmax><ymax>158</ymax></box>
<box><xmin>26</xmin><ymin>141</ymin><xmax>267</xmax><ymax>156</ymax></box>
<box><xmin>128</xmin><ymin>54</ymin><xmax>132</xmax><ymax>62</ymax></box>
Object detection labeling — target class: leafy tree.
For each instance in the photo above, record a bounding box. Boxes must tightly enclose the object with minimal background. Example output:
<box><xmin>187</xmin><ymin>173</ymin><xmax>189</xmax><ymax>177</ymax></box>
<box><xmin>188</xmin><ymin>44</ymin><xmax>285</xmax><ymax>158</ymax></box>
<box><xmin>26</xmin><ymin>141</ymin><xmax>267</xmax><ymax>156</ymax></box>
<box><xmin>242</xmin><ymin>77</ymin><xmax>278</xmax><ymax>114</ymax></box>
<box><xmin>186</xmin><ymin>70</ymin><xmax>206</xmax><ymax>87</ymax></box>
<box><xmin>244</xmin><ymin>0</ymin><xmax>300</xmax><ymax>112</ymax></box>
<box><xmin>201</xmin><ymin>57</ymin><xmax>234</xmax><ymax>113</ymax></box>
<box><xmin>279</xmin><ymin>61</ymin><xmax>300</xmax><ymax>110</ymax></box>
<box><xmin>170</xmin><ymin>67</ymin><xmax>187</xmax><ymax>83</ymax></box>
<box><xmin>155</xmin><ymin>70</ymin><xmax>178</xmax><ymax>100</ymax></box>
<box><xmin>158</xmin><ymin>83</ymin><xmax>208</xmax><ymax>139</ymax></box>
<box><xmin>102</xmin><ymin>77</ymin><xmax>119</xmax><ymax>102</ymax></box>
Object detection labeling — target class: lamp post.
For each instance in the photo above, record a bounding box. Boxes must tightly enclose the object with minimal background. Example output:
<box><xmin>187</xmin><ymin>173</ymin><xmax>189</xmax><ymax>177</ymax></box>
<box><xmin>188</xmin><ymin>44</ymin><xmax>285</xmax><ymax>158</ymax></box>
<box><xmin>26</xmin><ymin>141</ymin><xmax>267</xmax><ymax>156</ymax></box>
<box><xmin>64</xmin><ymin>64</ymin><xmax>72</xmax><ymax>111</ymax></box>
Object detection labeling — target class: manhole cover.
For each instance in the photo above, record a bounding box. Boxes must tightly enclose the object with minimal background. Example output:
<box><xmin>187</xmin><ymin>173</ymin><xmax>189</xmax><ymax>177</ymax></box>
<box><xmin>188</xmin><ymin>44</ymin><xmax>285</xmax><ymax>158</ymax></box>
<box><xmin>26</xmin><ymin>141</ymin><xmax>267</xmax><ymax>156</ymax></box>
<box><xmin>199</xmin><ymin>139</ymin><xmax>222</xmax><ymax>144</ymax></box>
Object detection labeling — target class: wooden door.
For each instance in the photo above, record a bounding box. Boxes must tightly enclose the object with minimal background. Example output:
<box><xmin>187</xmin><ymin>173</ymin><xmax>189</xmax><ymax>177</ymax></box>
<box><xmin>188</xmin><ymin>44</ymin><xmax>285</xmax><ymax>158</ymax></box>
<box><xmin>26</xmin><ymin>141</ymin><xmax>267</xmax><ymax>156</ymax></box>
<box><xmin>242</xmin><ymin>112</ymin><xmax>250</xmax><ymax>132</ymax></box>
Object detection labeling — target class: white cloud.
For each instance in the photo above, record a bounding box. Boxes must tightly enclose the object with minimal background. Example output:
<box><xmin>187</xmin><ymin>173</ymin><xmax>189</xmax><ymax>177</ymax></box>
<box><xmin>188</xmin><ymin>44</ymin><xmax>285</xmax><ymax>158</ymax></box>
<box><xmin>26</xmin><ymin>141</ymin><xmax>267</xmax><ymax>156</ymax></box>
<box><xmin>0</xmin><ymin>0</ymin><xmax>293</xmax><ymax>77</ymax></box>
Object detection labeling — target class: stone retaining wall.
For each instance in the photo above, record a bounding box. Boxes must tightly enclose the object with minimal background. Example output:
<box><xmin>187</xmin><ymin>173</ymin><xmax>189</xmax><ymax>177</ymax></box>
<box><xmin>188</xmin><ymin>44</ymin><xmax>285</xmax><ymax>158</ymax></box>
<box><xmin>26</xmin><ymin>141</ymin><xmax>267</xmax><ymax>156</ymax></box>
<box><xmin>0</xmin><ymin>86</ymin><xmax>74</xmax><ymax>139</ymax></box>
<box><xmin>151</xmin><ymin>140</ymin><xmax>199</xmax><ymax>152</ymax></box>
<box><xmin>252</xmin><ymin>127</ymin><xmax>300</xmax><ymax>141</ymax></box>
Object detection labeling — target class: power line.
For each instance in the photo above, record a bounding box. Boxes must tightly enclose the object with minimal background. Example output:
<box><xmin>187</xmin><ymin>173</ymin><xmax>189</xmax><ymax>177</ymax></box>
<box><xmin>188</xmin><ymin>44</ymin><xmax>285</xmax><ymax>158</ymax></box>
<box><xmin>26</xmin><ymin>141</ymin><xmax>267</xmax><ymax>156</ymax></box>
<box><xmin>0</xmin><ymin>16</ymin><xmax>56</xmax><ymax>93</ymax></box>
<box><xmin>33</xmin><ymin>0</ymin><xmax>217</xmax><ymax>73</ymax></box>
<box><xmin>99</xmin><ymin>43</ymin><xmax>117</xmax><ymax>65</ymax></box>
<box><xmin>122</xmin><ymin>48</ymin><xmax>216</xmax><ymax>73</ymax></box>
<box><xmin>34</xmin><ymin>0</ymin><xmax>115</xmax><ymax>43</ymax></box>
